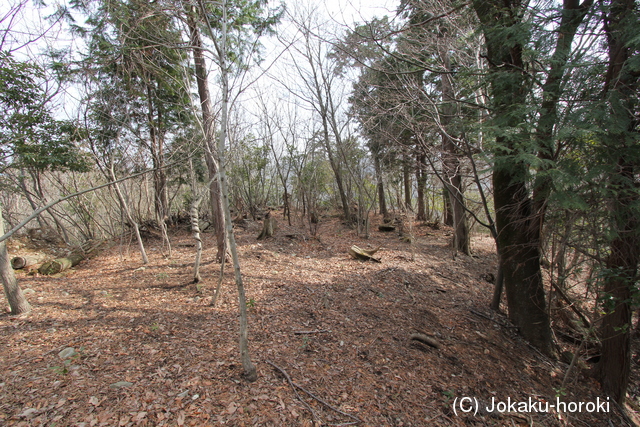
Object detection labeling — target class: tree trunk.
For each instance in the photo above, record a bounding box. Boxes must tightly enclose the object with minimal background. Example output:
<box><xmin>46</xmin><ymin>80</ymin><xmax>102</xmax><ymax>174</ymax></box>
<box><xmin>599</xmin><ymin>201</ymin><xmax>637</xmax><ymax>403</ymax></box>
<box><xmin>187</xmin><ymin>8</ymin><xmax>226</xmax><ymax>262</ymax></box>
<box><xmin>490</xmin><ymin>255</ymin><xmax>504</xmax><ymax>311</ymax></box>
<box><xmin>493</xmin><ymin>171</ymin><xmax>553</xmax><ymax>354</ymax></box>
<box><xmin>403</xmin><ymin>150</ymin><xmax>412</xmax><ymax>211</ymax></box>
<box><xmin>17</xmin><ymin>171</ymin><xmax>50</xmax><ymax>231</ymax></box>
<box><xmin>0</xmin><ymin>205</ymin><xmax>30</xmax><ymax>315</ymax></box>
<box><xmin>109</xmin><ymin>161</ymin><xmax>149</xmax><ymax>264</ymax></box>
<box><xmin>320</xmin><ymin>112</ymin><xmax>350</xmax><ymax>222</ymax></box>
<box><xmin>373</xmin><ymin>151</ymin><xmax>388</xmax><ymax>219</ymax></box>
<box><xmin>439</xmin><ymin>45</ymin><xmax>469</xmax><ymax>255</ymax></box>
<box><xmin>442</xmin><ymin>187</ymin><xmax>453</xmax><ymax>226</ymax></box>
<box><xmin>147</xmin><ymin>84</ymin><xmax>170</xmax><ymax>227</ymax></box>
<box><xmin>597</xmin><ymin>0</ymin><xmax>640</xmax><ymax>404</ymax></box>
<box><xmin>146</xmin><ymin>88</ymin><xmax>172</xmax><ymax>259</ymax></box>
<box><xmin>473</xmin><ymin>0</ymin><xmax>554</xmax><ymax>356</ymax></box>
<box><xmin>190</xmin><ymin>203</ymin><xmax>203</xmax><ymax>283</ymax></box>
<box><xmin>446</xmin><ymin>170</ymin><xmax>470</xmax><ymax>256</ymax></box>
<box><xmin>283</xmin><ymin>189</ymin><xmax>291</xmax><ymax>226</ymax></box>
<box><xmin>416</xmin><ymin>153</ymin><xmax>427</xmax><ymax>221</ymax></box>
<box><xmin>188</xmin><ymin>158</ymin><xmax>204</xmax><ymax>284</ymax></box>
<box><xmin>158</xmin><ymin>219</ymin><xmax>172</xmax><ymax>259</ymax></box>
<box><xmin>303</xmin><ymin>35</ymin><xmax>352</xmax><ymax>223</ymax></box>
<box><xmin>215</xmin><ymin>1</ymin><xmax>257</xmax><ymax>381</ymax></box>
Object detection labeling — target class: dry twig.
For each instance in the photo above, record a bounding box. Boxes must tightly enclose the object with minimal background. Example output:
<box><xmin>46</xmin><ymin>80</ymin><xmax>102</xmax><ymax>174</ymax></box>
<box><xmin>266</xmin><ymin>360</ymin><xmax>319</xmax><ymax>423</ymax></box>
<box><xmin>470</xmin><ymin>308</ymin><xmax>518</xmax><ymax>329</ymax></box>
<box><xmin>266</xmin><ymin>360</ymin><xmax>362</xmax><ymax>425</ymax></box>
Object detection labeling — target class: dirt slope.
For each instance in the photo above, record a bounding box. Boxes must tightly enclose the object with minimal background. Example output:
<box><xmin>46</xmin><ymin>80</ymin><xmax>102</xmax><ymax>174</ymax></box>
<box><xmin>0</xmin><ymin>214</ymin><xmax>633</xmax><ymax>426</ymax></box>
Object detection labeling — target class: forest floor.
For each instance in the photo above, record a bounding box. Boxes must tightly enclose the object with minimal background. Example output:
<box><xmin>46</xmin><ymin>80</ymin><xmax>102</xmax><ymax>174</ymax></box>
<box><xmin>0</xmin><ymin>212</ymin><xmax>637</xmax><ymax>426</ymax></box>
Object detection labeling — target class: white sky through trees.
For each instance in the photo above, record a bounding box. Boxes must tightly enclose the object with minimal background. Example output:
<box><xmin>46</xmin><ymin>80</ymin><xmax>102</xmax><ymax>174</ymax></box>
<box><xmin>1</xmin><ymin>0</ymin><xmax>396</xmax><ymax>138</ymax></box>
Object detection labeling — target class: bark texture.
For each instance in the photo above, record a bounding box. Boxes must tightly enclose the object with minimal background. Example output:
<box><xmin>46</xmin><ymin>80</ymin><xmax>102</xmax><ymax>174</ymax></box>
<box><xmin>0</xmin><ymin>207</ymin><xmax>30</xmax><ymax>315</ymax></box>
<box><xmin>473</xmin><ymin>0</ymin><xmax>554</xmax><ymax>355</ymax></box>
<box><xmin>597</xmin><ymin>0</ymin><xmax>640</xmax><ymax>404</ymax></box>
<box><xmin>257</xmin><ymin>215</ymin><xmax>277</xmax><ymax>240</ymax></box>
<box><xmin>186</xmin><ymin>6</ymin><xmax>226</xmax><ymax>261</ymax></box>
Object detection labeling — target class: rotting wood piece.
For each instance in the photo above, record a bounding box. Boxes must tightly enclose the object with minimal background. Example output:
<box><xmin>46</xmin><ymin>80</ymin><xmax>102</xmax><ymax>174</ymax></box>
<box><xmin>348</xmin><ymin>245</ymin><xmax>381</xmax><ymax>263</ymax></box>
<box><xmin>410</xmin><ymin>332</ymin><xmax>441</xmax><ymax>349</ymax></box>
<box><xmin>38</xmin><ymin>253</ymin><xmax>84</xmax><ymax>275</ymax></box>
<box><xmin>11</xmin><ymin>256</ymin><xmax>38</xmax><ymax>270</ymax></box>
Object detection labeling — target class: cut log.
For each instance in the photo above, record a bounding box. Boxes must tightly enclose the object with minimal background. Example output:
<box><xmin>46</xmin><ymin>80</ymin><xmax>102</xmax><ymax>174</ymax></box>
<box><xmin>38</xmin><ymin>253</ymin><xmax>84</xmax><ymax>275</ymax></box>
<box><xmin>348</xmin><ymin>245</ymin><xmax>381</xmax><ymax>263</ymax></box>
<box><xmin>11</xmin><ymin>256</ymin><xmax>38</xmax><ymax>270</ymax></box>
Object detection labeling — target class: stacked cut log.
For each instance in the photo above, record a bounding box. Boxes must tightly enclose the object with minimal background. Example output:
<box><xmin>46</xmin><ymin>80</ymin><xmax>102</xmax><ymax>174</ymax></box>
<box><xmin>11</xmin><ymin>256</ymin><xmax>38</xmax><ymax>270</ymax></box>
<box><xmin>38</xmin><ymin>253</ymin><xmax>85</xmax><ymax>275</ymax></box>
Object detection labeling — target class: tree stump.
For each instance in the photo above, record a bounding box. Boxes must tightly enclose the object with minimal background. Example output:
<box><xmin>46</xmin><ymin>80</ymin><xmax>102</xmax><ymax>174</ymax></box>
<box><xmin>38</xmin><ymin>253</ymin><xmax>84</xmax><ymax>275</ymax></box>
<box><xmin>257</xmin><ymin>215</ymin><xmax>277</xmax><ymax>240</ymax></box>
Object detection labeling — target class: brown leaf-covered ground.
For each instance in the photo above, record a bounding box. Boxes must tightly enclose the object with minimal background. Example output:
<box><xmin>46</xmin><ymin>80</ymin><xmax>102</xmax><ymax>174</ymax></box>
<box><xmin>0</xmin><ymin>213</ymin><xmax>636</xmax><ymax>426</ymax></box>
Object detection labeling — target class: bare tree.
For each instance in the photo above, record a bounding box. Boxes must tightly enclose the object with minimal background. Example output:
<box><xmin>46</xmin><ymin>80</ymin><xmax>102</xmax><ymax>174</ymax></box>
<box><xmin>210</xmin><ymin>0</ymin><xmax>257</xmax><ymax>382</ymax></box>
<box><xmin>107</xmin><ymin>154</ymin><xmax>149</xmax><ymax>265</ymax></box>
<box><xmin>286</xmin><ymin>12</ymin><xmax>354</xmax><ymax>223</ymax></box>
<box><xmin>184</xmin><ymin>1</ymin><xmax>227</xmax><ymax>261</ymax></box>
<box><xmin>255</xmin><ymin>92</ymin><xmax>295</xmax><ymax>226</ymax></box>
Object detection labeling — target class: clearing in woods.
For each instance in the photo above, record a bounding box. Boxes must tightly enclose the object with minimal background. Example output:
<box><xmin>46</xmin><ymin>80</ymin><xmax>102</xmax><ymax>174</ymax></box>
<box><xmin>0</xmin><ymin>213</ymin><xmax>634</xmax><ymax>426</ymax></box>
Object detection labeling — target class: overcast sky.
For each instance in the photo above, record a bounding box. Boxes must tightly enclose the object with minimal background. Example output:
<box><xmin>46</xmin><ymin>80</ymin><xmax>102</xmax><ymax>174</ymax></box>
<box><xmin>319</xmin><ymin>0</ymin><xmax>396</xmax><ymax>24</ymax></box>
<box><xmin>1</xmin><ymin>0</ymin><xmax>400</xmax><ymax>124</ymax></box>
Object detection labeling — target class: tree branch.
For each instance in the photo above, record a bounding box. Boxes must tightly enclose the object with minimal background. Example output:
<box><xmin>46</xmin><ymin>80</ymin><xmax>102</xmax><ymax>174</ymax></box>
<box><xmin>0</xmin><ymin>159</ymin><xmax>185</xmax><ymax>243</ymax></box>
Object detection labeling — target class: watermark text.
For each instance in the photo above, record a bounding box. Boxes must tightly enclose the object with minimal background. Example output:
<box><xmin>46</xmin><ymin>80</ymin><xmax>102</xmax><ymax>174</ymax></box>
<box><xmin>452</xmin><ymin>396</ymin><xmax>610</xmax><ymax>416</ymax></box>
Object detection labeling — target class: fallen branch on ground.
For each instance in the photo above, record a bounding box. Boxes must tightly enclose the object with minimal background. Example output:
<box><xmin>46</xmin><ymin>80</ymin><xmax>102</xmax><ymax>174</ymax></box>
<box><xmin>265</xmin><ymin>360</ymin><xmax>319</xmax><ymax>422</ymax></box>
<box><xmin>266</xmin><ymin>360</ymin><xmax>362</xmax><ymax>425</ymax></box>
<box><xmin>410</xmin><ymin>332</ymin><xmax>441</xmax><ymax>349</ymax></box>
